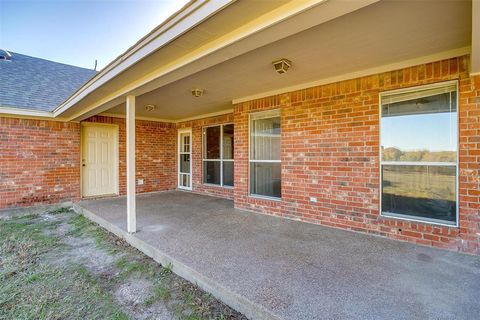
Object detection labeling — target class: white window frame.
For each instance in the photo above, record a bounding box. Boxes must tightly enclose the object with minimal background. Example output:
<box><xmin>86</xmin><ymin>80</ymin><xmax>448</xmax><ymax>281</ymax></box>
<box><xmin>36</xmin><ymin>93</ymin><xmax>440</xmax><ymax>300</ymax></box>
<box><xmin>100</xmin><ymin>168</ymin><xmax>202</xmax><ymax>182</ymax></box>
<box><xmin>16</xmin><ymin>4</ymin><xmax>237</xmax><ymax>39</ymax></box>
<box><xmin>379</xmin><ymin>80</ymin><xmax>459</xmax><ymax>227</ymax></box>
<box><xmin>178</xmin><ymin>128</ymin><xmax>192</xmax><ymax>191</ymax></box>
<box><xmin>202</xmin><ymin>123</ymin><xmax>234</xmax><ymax>188</ymax></box>
<box><xmin>248</xmin><ymin>109</ymin><xmax>281</xmax><ymax>200</ymax></box>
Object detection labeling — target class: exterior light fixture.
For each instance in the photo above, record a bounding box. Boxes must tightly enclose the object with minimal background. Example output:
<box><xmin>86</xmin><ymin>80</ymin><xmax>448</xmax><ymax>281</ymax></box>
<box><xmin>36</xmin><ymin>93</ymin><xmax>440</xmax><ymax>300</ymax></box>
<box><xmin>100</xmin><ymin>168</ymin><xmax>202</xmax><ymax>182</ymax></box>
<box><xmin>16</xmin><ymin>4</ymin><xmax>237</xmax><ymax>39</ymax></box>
<box><xmin>191</xmin><ymin>88</ymin><xmax>205</xmax><ymax>97</ymax></box>
<box><xmin>144</xmin><ymin>104</ymin><xmax>157</xmax><ymax>112</ymax></box>
<box><xmin>272</xmin><ymin>58</ymin><xmax>291</xmax><ymax>74</ymax></box>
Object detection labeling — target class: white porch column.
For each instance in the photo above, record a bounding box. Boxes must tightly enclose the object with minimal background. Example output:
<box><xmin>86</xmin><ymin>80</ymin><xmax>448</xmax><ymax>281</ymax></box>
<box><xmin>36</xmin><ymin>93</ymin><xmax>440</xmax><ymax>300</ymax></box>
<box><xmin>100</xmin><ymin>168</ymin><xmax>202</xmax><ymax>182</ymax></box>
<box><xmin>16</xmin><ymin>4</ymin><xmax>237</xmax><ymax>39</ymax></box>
<box><xmin>126</xmin><ymin>95</ymin><xmax>136</xmax><ymax>233</ymax></box>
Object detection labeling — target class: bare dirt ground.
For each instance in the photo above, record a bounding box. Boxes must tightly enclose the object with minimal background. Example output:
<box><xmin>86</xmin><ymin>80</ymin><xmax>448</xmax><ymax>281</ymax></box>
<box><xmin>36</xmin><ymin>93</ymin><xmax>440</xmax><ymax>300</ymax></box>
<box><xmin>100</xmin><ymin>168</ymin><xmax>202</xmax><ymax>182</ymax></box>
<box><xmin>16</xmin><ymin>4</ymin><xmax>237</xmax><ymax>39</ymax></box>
<box><xmin>0</xmin><ymin>208</ymin><xmax>247</xmax><ymax>320</ymax></box>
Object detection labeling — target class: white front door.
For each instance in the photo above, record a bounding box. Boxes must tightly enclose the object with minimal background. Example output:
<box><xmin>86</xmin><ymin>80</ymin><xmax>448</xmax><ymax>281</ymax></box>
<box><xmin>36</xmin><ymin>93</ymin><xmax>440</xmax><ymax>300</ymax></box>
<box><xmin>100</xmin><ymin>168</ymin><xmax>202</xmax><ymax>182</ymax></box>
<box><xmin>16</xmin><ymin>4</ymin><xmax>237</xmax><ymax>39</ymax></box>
<box><xmin>178</xmin><ymin>129</ymin><xmax>192</xmax><ymax>190</ymax></box>
<box><xmin>82</xmin><ymin>124</ymin><xmax>118</xmax><ymax>197</ymax></box>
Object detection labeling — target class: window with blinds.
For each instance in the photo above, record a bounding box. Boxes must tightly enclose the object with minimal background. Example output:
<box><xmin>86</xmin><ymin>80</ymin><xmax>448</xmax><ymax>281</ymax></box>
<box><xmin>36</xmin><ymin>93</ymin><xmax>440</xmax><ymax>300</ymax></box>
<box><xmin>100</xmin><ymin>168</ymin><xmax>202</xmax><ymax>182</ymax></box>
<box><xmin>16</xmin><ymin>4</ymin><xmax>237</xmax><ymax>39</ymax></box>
<box><xmin>380</xmin><ymin>81</ymin><xmax>458</xmax><ymax>225</ymax></box>
<box><xmin>249</xmin><ymin>110</ymin><xmax>281</xmax><ymax>198</ymax></box>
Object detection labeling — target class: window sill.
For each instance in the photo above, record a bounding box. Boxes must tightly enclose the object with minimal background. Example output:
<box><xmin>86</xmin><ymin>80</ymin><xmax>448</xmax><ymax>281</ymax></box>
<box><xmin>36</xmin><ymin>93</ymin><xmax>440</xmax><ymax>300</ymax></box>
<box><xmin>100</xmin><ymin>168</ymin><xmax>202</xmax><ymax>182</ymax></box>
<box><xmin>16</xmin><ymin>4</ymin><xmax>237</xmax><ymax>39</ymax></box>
<box><xmin>203</xmin><ymin>183</ymin><xmax>234</xmax><ymax>189</ymax></box>
<box><xmin>380</xmin><ymin>212</ymin><xmax>458</xmax><ymax>228</ymax></box>
<box><xmin>248</xmin><ymin>194</ymin><xmax>282</xmax><ymax>202</ymax></box>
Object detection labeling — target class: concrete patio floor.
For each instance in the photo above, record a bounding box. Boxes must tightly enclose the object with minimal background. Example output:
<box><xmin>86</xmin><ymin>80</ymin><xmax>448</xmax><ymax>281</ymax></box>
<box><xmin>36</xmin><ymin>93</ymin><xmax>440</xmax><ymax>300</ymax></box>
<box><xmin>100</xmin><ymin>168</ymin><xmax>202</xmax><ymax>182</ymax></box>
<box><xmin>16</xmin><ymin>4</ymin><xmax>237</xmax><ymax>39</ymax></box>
<box><xmin>74</xmin><ymin>191</ymin><xmax>480</xmax><ymax>320</ymax></box>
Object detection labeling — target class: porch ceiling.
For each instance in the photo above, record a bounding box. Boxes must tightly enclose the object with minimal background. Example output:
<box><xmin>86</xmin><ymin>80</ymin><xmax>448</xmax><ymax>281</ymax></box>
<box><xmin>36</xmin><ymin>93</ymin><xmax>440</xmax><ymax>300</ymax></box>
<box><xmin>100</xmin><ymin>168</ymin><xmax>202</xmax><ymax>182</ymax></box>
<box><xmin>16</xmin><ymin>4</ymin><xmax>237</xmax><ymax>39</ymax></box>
<box><xmin>100</xmin><ymin>0</ymin><xmax>471</xmax><ymax>122</ymax></box>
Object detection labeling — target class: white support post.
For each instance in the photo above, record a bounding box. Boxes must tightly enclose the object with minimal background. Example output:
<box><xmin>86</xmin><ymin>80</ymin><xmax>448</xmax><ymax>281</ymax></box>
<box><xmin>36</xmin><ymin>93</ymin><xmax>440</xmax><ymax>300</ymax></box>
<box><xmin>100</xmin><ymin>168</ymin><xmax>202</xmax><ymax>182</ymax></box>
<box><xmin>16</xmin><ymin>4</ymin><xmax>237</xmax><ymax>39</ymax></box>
<box><xmin>126</xmin><ymin>95</ymin><xmax>136</xmax><ymax>233</ymax></box>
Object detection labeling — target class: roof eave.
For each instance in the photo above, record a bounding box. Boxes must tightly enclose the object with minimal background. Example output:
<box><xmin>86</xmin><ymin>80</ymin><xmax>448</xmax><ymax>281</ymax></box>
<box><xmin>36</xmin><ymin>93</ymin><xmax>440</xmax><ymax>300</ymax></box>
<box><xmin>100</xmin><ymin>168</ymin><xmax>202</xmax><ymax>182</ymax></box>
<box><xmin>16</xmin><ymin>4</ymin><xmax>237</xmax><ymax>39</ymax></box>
<box><xmin>52</xmin><ymin>0</ymin><xmax>235</xmax><ymax>117</ymax></box>
<box><xmin>0</xmin><ymin>106</ymin><xmax>68</xmax><ymax>121</ymax></box>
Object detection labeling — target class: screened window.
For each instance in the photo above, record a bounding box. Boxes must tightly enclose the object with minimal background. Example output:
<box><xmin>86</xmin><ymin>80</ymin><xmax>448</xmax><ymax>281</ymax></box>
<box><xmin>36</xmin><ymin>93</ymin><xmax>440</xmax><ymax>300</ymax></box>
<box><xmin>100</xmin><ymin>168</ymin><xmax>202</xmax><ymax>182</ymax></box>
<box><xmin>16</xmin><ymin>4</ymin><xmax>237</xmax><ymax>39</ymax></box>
<box><xmin>202</xmin><ymin>124</ymin><xmax>234</xmax><ymax>187</ymax></box>
<box><xmin>249</xmin><ymin>110</ymin><xmax>281</xmax><ymax>198</ymax></box>
<box><xmin>380</xmin><ymin>82</ymin><xmax>457</xmax><ymax>225</ymax></box>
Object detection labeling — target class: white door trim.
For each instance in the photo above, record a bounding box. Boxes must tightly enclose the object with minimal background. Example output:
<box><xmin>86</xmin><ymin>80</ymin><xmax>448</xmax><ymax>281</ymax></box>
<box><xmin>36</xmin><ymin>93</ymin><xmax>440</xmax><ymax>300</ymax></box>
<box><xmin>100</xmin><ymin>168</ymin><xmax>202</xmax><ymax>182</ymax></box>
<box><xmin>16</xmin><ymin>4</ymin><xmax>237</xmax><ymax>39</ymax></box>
<box><xmin>81</xmin><ymin>122</ymin><xmax>119</xmax><ymax>197</ymax></box>
<box><xmin>178</xmin><ymin>128</ymin><xmax>193</xmax><ymax>190</ymax></box>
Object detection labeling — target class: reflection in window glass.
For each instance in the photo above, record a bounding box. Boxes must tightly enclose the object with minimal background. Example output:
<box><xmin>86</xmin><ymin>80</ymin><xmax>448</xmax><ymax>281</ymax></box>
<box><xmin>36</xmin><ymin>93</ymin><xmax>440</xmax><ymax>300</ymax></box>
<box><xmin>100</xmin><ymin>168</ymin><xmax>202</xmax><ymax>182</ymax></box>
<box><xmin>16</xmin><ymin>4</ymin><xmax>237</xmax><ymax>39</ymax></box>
<box><xmin>223</xmin><ymin>161</ymin><xmax>234</xmax><ymax>187</ymax></box>
<box><xmin>382</xmin><ymin>165</ymin><xmax>456</xmax><ymax>222</ymax></box>
<box><xmin>180</xmin><ymin>154</ymin><xmax>190</xmax><ymax>173</ymax></box>
<box><xmin>202</xmin><ymin>124</ymin><xmax>234</xmax><ymax>187</ymax></box>
<box><xmin>381</xmin><ymin>91</ymin><xmax>457</xmax><ymax>162</ymax></box>
<box><xmin>381</xmin><ymin>83</ymin><xmax>457</xmax><ymax>224</ymax></box>
<box><xmin>223</xmin><ymin>124</ymin><xmax>234</xmax><ymax>160</ymax></box>
<box><xmin>250</xmin><ymin>162</ymin><xmax>281</xmax><ymax>198</ymax></box>
<box><xmin>204</xmin><ymin>161</ymin><xmax>221</xmax><ymax>185</ymax></box>
<box><xmin>251</xmin><ymin>117</ymin><xmax>281</xmax><ymax>160</ymax></box>
<box><xmin>204</xmin><ymin>126</ymin><xmax>220</xmax><ymax>159</ymax></box>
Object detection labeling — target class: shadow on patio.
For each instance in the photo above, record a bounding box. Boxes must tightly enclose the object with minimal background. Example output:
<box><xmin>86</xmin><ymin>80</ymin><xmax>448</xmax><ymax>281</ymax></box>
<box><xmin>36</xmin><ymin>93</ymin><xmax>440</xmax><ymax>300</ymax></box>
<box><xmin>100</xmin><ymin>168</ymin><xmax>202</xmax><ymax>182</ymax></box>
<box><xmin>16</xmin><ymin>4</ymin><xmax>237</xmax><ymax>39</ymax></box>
<box><xmin>75</xmin><ymin>191</ymin><xmax>480</xmax><ymax>320</ymax></box>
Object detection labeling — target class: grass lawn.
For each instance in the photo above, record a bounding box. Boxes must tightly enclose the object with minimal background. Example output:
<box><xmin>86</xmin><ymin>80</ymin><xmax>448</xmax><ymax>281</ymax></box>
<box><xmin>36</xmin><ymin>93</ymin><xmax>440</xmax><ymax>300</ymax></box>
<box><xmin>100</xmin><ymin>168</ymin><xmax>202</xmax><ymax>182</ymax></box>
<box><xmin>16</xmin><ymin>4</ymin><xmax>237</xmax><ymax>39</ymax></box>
<box><xmin>0</xmin><ymin>209</ymin><xmax>245</xmax><ymax>320</ymax></box>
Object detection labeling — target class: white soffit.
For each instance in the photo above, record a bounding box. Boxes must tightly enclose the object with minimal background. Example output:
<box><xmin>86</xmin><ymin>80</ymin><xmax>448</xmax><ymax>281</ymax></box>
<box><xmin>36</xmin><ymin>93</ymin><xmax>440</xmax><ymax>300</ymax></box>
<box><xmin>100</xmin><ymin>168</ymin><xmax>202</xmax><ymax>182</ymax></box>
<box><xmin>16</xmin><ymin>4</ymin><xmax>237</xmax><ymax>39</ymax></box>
<box><xmin>60</xmin><ymin>0</ymin><xmax>380</xmax><ymax>121</ymax></box>
<box><xmin>101</xmin><ymin>0</ymin><xmax>472</xmax><ymax>121</ymax></box>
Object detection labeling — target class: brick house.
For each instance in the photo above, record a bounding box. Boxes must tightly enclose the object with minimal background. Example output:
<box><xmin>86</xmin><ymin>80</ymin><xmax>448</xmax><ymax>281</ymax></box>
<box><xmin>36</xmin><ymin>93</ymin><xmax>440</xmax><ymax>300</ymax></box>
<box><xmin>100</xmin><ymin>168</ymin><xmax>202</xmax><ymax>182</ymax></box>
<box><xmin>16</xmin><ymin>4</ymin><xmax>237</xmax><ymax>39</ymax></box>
<box><xmin>1</xmin><ymin>0</ymin><xmax>479</xmax><ymax>255</ymax></box>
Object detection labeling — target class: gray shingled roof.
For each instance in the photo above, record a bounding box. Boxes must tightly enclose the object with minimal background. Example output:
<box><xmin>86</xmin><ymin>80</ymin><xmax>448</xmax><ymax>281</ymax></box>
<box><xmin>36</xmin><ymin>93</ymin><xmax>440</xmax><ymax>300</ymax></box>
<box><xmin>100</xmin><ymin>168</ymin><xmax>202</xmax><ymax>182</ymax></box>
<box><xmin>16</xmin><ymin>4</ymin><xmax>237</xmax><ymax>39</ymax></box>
<box><xmin>0</xmin><ymin>52</ymin><xmax>97</xmax><ymax>112</ymax></box>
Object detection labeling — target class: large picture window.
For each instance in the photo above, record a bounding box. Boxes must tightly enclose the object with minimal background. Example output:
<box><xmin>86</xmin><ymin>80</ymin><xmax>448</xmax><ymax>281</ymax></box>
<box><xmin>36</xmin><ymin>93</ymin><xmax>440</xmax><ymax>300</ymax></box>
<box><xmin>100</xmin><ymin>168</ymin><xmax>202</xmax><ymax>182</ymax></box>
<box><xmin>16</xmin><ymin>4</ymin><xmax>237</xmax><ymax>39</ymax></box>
<box><xmin>249</xmin><ymin>110</ymin><xmax>281</xmax><ymax>198</ymax></box>
<box><xmin>380</xmin><ymin>82</ymin><xmax>458</xmax><ymax>225</ymax></box>
<box><xmin>202</xmin><ymin>124</ymin><xmax>234</xmax><ymax>187</ymax></box>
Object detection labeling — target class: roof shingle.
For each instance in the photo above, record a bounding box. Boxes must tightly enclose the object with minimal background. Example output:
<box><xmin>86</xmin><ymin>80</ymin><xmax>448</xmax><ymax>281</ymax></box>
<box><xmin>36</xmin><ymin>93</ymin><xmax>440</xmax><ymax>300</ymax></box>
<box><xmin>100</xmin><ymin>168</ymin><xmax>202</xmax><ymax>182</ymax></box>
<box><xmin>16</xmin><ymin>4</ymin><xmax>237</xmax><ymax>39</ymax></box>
<box><xmin>0</xmin><ymin>52</ymin><xmax>97</xmax><ymax>112</ymax></box>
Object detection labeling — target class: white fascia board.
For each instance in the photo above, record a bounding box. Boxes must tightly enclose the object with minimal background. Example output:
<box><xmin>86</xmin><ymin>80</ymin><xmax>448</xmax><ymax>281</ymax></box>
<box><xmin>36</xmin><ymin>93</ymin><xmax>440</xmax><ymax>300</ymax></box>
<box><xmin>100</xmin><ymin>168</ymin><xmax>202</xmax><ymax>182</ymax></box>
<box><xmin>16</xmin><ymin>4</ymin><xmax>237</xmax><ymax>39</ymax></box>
<box><xmin>99</xmin><ymin>108</ymin><xmax>234</xmax><ymax>123</ymax></box>
<box><xmin>0</xmin><ymin>106</ymin><xmax>63</xmax><ymax>120</ymax></box>
<box><xmin>53</xmin><ymin>0</ymin><xmax>234</xmax><ymax>117</ymax></box>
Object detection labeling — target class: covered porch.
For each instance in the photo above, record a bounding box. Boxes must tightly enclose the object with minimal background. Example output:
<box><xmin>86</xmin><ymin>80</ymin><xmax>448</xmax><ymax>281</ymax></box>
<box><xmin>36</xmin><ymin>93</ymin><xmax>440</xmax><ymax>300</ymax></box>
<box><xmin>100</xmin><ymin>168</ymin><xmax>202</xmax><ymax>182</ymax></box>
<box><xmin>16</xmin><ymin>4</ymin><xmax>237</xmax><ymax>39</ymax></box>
<box><xmin>74</xmin><ymin>191</ymin><xmax>480</xmax><ymax>320</ymax></box>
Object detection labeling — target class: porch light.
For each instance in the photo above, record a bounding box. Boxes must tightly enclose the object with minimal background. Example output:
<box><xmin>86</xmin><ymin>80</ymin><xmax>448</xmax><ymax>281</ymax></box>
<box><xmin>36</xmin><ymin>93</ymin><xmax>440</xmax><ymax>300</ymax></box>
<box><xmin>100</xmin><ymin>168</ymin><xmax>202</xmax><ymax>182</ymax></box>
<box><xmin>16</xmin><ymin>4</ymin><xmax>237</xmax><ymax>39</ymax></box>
<box><xmin>191</xmin><ymin>88</ymin><xmax>205</xmax><ymax>98</ymax></box>
<box><xmin>272</xmin><ymin>58</ymin><xmax>291</xmax><ymax>74</ymax></box>
<box><xmin>144</xmin><ymin>104</ymin><xmax>157</xmax><ymax>112</ymax></box>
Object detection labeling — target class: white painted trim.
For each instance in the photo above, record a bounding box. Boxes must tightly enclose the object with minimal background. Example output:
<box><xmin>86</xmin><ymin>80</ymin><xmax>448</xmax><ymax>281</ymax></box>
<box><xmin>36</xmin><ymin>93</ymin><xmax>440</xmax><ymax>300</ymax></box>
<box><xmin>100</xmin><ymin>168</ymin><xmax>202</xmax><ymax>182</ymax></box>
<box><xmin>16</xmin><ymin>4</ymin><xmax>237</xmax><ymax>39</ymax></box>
<box><xmin>98</xmin><ymin>112</ymin><xmax>176</xmax><ymax>123</ymax></box>
<box><xmin>178</xmin><ymin>128</ymin><xmax>193</xmax><ymax>190</ymax></box>
<box><xmin>232</xmin><ymin>47</ymin><xmax>471</xmax><ymax>104</ymax></box>
<box><xmin>0</xmin><ymin>107</ymin><xmax>233</xmax><ymax>124</ymax></box>
<box><xmin>176</xmin><ymin>109</ymin><xmax>234</xmax><ymax>123</ymax></box>
<box><xmin>97</xmin><ymin>108</ymin><xmax>234</xmax><ymax>124</ymax></box>
<box><xmin>0</xmin><ymin>106</ymin><xmax>56</xmax><ymax>118</ymax></box>
<box><xmin>126</xmin><ymin>95</ymin><xmax>136</xmax><ymax>233</ymax></box>
<box><xmin>80</xmin><ymin>122</ymin><xmax>120</xmax><ymax>198</ymax></box>
<box><xmin>0</xmin><ymin>112</ymin><xmax>69</xmax><ymax>122</ymax></box>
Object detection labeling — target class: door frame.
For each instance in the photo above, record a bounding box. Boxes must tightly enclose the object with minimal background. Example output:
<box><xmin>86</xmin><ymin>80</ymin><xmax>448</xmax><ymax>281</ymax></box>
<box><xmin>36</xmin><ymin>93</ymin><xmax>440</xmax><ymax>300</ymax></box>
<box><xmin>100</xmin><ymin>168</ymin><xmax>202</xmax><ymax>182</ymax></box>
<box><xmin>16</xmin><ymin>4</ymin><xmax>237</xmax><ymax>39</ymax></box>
<box><xmin>177</xmin><ymin>128</ymin><xmax>193</xmax><ymax>190</ymax></box>
<box><xmin>80</xmin><ymin>122</ymin><xmax>120</xmax><ymax>198</ymax></box>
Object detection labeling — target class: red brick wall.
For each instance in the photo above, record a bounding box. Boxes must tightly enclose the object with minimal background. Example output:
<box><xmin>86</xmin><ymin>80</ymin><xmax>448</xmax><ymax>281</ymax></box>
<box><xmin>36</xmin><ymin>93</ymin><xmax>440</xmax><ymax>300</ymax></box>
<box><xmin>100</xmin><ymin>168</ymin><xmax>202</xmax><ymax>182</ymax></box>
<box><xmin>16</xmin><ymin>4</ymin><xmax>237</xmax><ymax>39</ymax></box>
<box><xmin>0</xmin><ymin>115</ymin><xmax>178</xmax><ymax>211</ymax></box>
<box><xmin>1</xmin><ymin>57</ymin><xmax>478</xmax><ymax>256</ymax></box>
<box><xmin>84</xmin><ymin>116</ymin><xmax>177</xmax><ymax>195</ymax></box>
<box><xmin>0</xmin><ymin>117</ymin><xmax>80</xmax><ymax>209</ymax></box>
<box><xmin>177</xmin><ymin>114</ymin><xmax>234</xmax><ymax>199</ymax></box>
<box><xmin>234</xmin><ymin>55</ymin><xmax>480</xmax><ymax>255</ymax></box>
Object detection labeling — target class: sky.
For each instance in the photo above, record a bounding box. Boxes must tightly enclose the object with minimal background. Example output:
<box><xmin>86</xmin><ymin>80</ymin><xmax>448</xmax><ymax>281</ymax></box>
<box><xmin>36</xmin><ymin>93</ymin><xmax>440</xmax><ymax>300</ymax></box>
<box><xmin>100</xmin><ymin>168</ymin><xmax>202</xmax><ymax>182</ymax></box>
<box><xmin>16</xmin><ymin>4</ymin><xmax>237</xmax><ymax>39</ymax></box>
<box><xmin>0</xmin><ymin>0</ymin><xmax>189</xmax><ymax>70</ymax></box>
